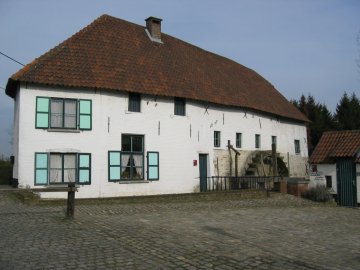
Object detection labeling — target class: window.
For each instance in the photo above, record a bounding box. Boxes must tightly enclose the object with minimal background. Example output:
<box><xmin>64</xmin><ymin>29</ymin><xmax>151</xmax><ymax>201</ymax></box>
<box><xmin>214</xmin><ymin>131</ymin><xmax>221</xmax><ymax>147</ymax></box>
<box><xmin>128</xmin><ymin>93</ymin><xmax>141</xmax><ymax>112</ymax></box>
<box><xmin>121</xmin><ymin>134</ymin><xmax>144</xmax><ymax>180</ymax></box>
<box><xmin>50</xmin><ymin>99</ymin><xmax>77</xmax><ymax>128</ymax></box>
<box><xmin>50</xmin><ymin>154</ymin><xmax>76</xmax><ymax>183</ymax></box>
<box><xmin>294</xmin><ymin>140</ymin><xmax>300</xmax><ymax>154</ymax></box>
<box><xmin>34</xmin><ymin>152</ymin><xmax>91</xmax><ymax>185</ymax></box>
<box><xmin>272</xmin><ymin>136</ymin><xmax>277</xmax><ymax>147</ymax></box>
<box><xmin>326</xmin><ymin>176</ymin><xmax>332</xmax><ymax>188</ymax></box>
<box><xmin>35</xmin><ymin>97</ymin><xmax>91</xmax><ymax>130</ymax></box>
<box><xmin>255</xmin><ymin>134</ymin><xmax>261</xmax><ymax>149</ymax></box>
<box><xmin>174</xmin><ymin>98</ymin><xmax>186</xmax><ymax>116</ymax></box>
<box><xmin>147</xmin><ymin>152</ymin><xmax>159</xmax><ymax>180</ymax></box>
<box><xmin>236</xmin><ymin>133</ymin><xmax>242</xmax><ymax>148</ymax></box>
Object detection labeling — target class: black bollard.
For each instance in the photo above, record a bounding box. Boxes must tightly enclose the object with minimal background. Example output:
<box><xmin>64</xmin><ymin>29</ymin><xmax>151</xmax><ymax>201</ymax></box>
<box><xmin>66</xmin><ymin>183</ymin><xmax>75</xmax><ymax>219</ymax></box>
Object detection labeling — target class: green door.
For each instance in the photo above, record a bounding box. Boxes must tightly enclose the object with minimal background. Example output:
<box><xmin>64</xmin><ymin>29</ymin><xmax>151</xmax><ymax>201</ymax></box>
<box><xmin>199</xmin><ymin>154</ymin><xmax>208</xmax><ymax>192</ymax></box>
<box><xmin>336</xmin><ymin>158</ymin><xmax>357</xmax><ymax>207</ymax></box>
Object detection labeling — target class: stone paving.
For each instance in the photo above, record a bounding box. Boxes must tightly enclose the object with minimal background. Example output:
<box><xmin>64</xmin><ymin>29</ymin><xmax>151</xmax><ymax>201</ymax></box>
<box><xmin>0</xmin><ymin>188</ymin><xmax>359</xmax><ymax>269</ymax></box>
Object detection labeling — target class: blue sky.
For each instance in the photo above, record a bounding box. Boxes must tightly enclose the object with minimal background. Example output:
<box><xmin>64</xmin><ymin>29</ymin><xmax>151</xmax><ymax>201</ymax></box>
<box><xmin>0</xmin><ymin>0</ymin><xmax>359</xmax><ymax>157</ymax></box>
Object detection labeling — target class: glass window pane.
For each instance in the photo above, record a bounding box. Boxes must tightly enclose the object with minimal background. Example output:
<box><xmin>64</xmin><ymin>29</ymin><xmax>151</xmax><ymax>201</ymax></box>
<box><xmin>128</xmin><ymin>93</ymin><xmax>140</xmax><ymax>112</ymax></box>
<box><xmin>79</xmin><ymin>115</ymin><xmax>91</xmax><ymax>129</ymax></box>
<box><xmin>174</xmin><ymin>98</ymin><xmax>185</xmax><ymax>116</ymax></box>
<box><xmin>110</xmin><ymin>167</ymin><xmax>120</xmax><ymax>180</ymax></box>
<box><xmin>121</xmin><ymin>166</ymin><xmax>130</xmax><ymax>179</ymax></box>
<box><xmin>64</xmin><ymin>100</ymin><xmax>76</xmax><ymax>128</ymax></box>
<box><xmin>50</xmin><ymin>169</ymin><xmax>62</xmax><ymax>183</ymax></box>
<box><xmin>36</xmin><ymin>169</ymin><xmax>48</xmax><ymax>184</ymax></box>
<box><xmin>79</xmin><ymin>100</ymin><xmax>91</xmax><ymax>114</ymax></box>
<box><xmin>64</xmin><ymin>169</ymin><xmax>76</xmax><ymax>182</ymax></box>
<box><xmin>79</xmin><ymin>170</ymin><xmax>90</xmax><ymax>183</ymax></box>
<box><xmin>64</xmin><ymin>155</ymin><xmax>76</xmax><ymax>169</ymax></box>
<box><xmin>148</xmin><ymin>167</ymin><xmax>158</xmax><ymax>179</ymax></box>
<box><xmin>133</xmin><ymin>167</ymin><xmax>143</xmax><ymax>179</ymax></box>
<box><xmin>121</xmin><ymin>154</ymin><xmax>131</xmax><ymax>167</ymax></box>
<box><xmin>148</xmin><ymin>152</ymin><xmax>158</xmax><ymax>166</ymax></box>
<box><xmin>132</xmin><ymin>154</ymin><xmax>143</xmax><ymax>167</ymax></box>
<box><xmin>109</xmin><ymin>152</ymin><xmax>120</xmax><ymax>166</ymax></box>
<box><xmin>132</xmin><ymin>136</ymin><xmax>143</xmax><ymax>152</ymax></box>
<box><xmin>122</xmin><ymin>135</ymin><xmax>131</xmax><ymax>151</ymax></box>
<box><xmin>51</xmin><ymin>100</ymin><xmax>63</xmax><ymax>128</ymax></box>
<box><xmin>50</xmin><ymin>154</ymin><xmax>62</xmax><ymax>183</ymax></box>
<box><xmin>79</xmin><ymin>154</ymin><xmax>90</xmax><ymax>167</ymax></box>
<box><xmin>37</xmin><ymin>97</ymin><xmax>49</xmax><ymax>112</ymax></box>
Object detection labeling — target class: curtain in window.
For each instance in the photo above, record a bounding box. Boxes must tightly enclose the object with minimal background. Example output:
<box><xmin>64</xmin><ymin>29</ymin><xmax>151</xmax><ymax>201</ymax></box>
<box><xmin>121</xmin><ymin>154</ymin><xmax>131</xmax><ymax>179</ymax></box>
<box><xmin>50</xmin><ymin>100</ymin><xmax>63</xmax><ymax>128</ymax></box>
<box><xmin>133</xmin><ymin>154</ymin><xmax>143</xmax><ymax>178</ymax></box>
<box><xmin>64</xmin><ymin>100</ymin><xmax>77</xmax><ymax>128</ymax></box>
<box><xmin>50</xmin><ymin>154</ymin><xmax>62</xmax><ymax>183</ymax></box>
<box><xmin>64</xmin><ymin>155</ymin><xmax>76</xmax><ymax>182</ymax></box>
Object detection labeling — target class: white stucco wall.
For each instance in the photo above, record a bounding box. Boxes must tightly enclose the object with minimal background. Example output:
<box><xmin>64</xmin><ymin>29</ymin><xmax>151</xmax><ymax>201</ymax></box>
<box><xmin>14</xmin><ymin>84</ymin><xmax>308</xmax><ymax>198</ymax></box>
<box><xmin>310</xmin><ymin>164</ymin><xmax>336</xmax><ymax>192</ymax></box>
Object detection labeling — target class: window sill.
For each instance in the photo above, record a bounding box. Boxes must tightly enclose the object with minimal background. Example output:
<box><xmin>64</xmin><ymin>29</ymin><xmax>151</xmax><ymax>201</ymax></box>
<box><xmin>116</xmin><ymin>180</ymin><xmax>149</xmax><ymax>184</ymax></box>
<box><xmin>125</xmin><ymin>110</ymin><xmax>141</xmax><ymax>114</ymax></box>
<box><xmin>47</xmin><ymin>129</ymin><xmax>81</xmax><ymax>133</ymax></box>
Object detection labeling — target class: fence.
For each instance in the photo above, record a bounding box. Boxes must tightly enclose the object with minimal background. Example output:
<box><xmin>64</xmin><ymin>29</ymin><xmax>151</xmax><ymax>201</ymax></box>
<box><xmin>200</xmin><ymin>176</ymin><xmax>282</xmax><ymax>192</ymax></box>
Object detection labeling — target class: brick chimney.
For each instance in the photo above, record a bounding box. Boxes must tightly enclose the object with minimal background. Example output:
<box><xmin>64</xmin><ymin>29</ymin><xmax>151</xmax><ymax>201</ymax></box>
<box><xmin>145</xmin><ymin>16</ymin><xmax>162</xmax><ymax>43</ymax></box>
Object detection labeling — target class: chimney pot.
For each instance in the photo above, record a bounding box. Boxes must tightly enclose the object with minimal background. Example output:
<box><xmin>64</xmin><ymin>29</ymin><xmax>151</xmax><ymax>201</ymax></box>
<box><xmin>145</xmin><ymin>16</ymin><xmax>162</xmax><ymax>42</ymax></box>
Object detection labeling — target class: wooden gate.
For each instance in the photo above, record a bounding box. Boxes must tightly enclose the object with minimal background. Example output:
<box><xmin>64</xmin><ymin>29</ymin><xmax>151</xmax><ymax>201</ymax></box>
<box><xmin>336</xmin><ymin>158</ymin><xmax>357</xmax><ymax>207</ymax></box>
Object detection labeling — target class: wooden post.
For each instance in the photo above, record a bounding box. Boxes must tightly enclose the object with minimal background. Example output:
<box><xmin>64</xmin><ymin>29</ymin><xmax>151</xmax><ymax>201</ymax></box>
<box><xmin>272</xmin><ymin>143</ymin><xmax>277</xmax><ymax>176</ymax></box>
<box><xmin>66</xmin><ymin>183</ymin><xmax>75</xmax><ymax>219</ymax></box>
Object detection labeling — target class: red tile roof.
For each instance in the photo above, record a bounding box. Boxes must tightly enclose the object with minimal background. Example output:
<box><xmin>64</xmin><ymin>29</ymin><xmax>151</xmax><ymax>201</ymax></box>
<box><xmin>6</xmin><ymin>14</ymin><xmax>308</xmax><ymax>122</ymax></box>
<box><xmin>310</xmin><ymin>130</ymin><xmax>360</xmax><ymax>164</ymax></box>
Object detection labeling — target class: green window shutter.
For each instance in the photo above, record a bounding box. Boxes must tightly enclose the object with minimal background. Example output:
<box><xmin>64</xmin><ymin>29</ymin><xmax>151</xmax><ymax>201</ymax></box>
<box><xmin>78</xmin><ymin>153</ymin><xmax>91</xmax><ymax>185</ymax></box>
<box><xmin>35</xmin><ymin>153</ymin><xmax>48</xmax><ymax>185</ymax></box>
<box><xmin>109</xmin><ymin>151</ymin><xmax>121</xmax><ymax>181</ymax></box>
<box><xmin>36</xmin><ymin>97</ymin><xmax>49</xmax><ymax>128</ymax></box>
<box><xmin>79</xmin><ymin>99</ymin><xmax>92</xmax><ymax>130</ymax></box>
<box><xmin>147</xmin><ymin>152</ymin><xmax>159</xmax><ymax>181</ymax></box>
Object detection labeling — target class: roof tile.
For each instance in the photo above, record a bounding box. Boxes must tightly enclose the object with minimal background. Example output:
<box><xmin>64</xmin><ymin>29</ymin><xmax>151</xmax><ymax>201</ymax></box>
<box><xmin>6</xmin><ymin>14</ymin><xmax>308</xmax><ymax>122</ymax></box>
<box><xmin>310</xmin><ymin>130</ymin><xmax>360</xmax><ymax>164</ymax></box>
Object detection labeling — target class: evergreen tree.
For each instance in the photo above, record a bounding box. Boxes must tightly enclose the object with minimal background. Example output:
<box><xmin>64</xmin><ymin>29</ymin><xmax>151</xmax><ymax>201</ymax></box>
<box><xmin>334</xmin><ymin>92</ymin><xmax>360</xmax><ymax>130</ymax></box>
<box><xmin>291</xmin><ymin>94</ymin><xmax>336</xmax><ymax>154</ymax></box>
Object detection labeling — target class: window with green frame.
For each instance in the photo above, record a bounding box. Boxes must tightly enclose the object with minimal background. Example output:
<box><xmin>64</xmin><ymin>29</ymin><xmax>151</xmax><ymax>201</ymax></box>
<box><xmin>236</xmin><ymin>133</ymin><xmax>242</xmax><ymax>148</ymax></box>
<box><xmin>214</xmin><ymin>131</ymin><xmax>221</xmax><ymax>147</ymax></box>
<box><xmin>255</xmin><ymin>134</ymin><xmax>261</xmax><ymax>149</ymax></box>
<box><xmin>294</xmin><ymin>139</ymin><xmax>300</xmax><ymax>154</ymax></box>
<box><xmin>121</xmin><ymin>134</ymin><xmax>144</xmax><ymax>180</ymax></box>
<box><xmin>108</xmin><ymin>150</ymin><xmax>159</xmax><ymax>181</ymax></box>
<box><xmin>128</xmin><ymin>93</ymin><xmax>141</xmax><ymax>112</ymax></box>
<box><xmin>34</xmin><ymin>152</ymin><xmax>91</xmax><ymax>185</ymax></box>
<box><xmin>35</xmin><ymin>97</ymin><xmax>92</xmax><ymax>130</ymax></box>
<box><xmin>174</xmin><ymin>97</ymin><xmax>186</xmax><ymax>116</ymax></box>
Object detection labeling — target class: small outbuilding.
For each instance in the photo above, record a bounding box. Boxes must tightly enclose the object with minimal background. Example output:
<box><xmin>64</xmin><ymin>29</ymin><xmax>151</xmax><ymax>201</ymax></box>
<box><xmin>310</xmin><ymin>130</ymin><xmax>360</xmax><ymax>206</ymax></box>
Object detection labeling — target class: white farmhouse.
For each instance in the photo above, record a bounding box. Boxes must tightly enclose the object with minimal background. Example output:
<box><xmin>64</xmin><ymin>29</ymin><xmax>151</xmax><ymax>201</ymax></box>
<box><xmin>5</xmin><ymin>15</ymin><xmax>309</xmax><ymax>198</ymax></box>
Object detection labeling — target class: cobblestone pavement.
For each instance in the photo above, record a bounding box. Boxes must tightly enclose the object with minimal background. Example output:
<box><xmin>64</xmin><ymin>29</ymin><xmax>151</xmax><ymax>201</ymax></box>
<box><xmin>0</xmin><ymin>189</ymin><xmax>359</xmax><ymax>270</ymax></box>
